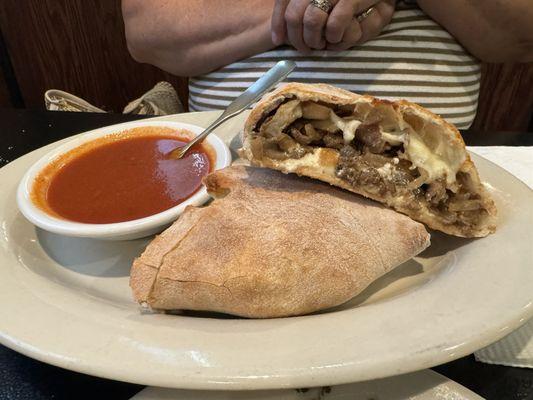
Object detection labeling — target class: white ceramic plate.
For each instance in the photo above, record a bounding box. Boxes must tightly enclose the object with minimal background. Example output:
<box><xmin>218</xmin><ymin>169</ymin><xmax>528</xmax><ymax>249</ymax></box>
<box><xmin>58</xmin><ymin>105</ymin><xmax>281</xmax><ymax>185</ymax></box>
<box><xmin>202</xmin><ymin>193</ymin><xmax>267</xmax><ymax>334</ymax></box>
<box><xmin>131</xmin><ymin>370</ymin><xmax>483</xmax><ymax>400</ymax></box>
<box><xmin>0</xmin><ymin>112</ymin><xmax>532</xmax><ymax>390</ymax></box>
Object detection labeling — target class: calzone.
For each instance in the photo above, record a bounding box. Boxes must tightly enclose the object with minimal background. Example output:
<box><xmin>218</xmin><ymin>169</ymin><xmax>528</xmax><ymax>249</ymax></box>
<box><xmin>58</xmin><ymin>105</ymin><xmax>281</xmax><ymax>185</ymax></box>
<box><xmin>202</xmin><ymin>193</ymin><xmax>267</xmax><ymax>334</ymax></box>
<box><xmin>130</xmin><ymin>166</ymin><xmax>430</xmax><ymax>318</ymax></box>
<box><xmin>241</xmin><ymin>83</ymin><xmax>497</xmax><ymax>237</ymax></box>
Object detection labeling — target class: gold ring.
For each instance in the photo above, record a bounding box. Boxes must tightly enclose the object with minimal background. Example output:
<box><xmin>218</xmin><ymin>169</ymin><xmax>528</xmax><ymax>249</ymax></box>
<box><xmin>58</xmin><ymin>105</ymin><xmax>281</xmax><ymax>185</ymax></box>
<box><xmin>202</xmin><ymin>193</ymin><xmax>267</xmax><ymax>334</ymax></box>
<box><xmin>356</xmin><ymin>6</ymin><xmax>375</xmax><ymax>22</ymax></box>
<box><xmin>310</xmin><ymin>0</ymin><xmax>333</xmax><ymax>14</ymax></box>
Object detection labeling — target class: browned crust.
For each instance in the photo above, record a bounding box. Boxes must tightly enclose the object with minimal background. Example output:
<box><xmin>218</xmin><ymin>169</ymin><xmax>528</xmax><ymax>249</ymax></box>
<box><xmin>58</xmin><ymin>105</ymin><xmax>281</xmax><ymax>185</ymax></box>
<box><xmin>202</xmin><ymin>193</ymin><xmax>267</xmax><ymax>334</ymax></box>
<box><xmin>130</xmin><ymin>166</ymin><xmax>430</xmax><ymax>318</ymax></box>
<box><xmin>241</xmin><ymin>83</ymin><xmax>497</xmax><ymax>238</ymax></box>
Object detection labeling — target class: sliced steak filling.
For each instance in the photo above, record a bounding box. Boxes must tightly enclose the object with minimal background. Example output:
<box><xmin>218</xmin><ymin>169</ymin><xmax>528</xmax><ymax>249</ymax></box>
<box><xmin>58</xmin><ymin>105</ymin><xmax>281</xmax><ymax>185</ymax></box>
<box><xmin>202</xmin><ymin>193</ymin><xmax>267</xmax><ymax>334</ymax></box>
<box><xmin>250</xmin><ymin>99</ymin><xmax>492</xmax><ymax>233</ymax></box>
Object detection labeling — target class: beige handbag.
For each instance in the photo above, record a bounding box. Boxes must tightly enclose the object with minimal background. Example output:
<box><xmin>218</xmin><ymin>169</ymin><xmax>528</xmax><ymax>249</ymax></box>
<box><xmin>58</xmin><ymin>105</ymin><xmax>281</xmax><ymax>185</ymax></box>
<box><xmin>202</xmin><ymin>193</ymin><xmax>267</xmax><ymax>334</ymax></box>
<box><xmin>44</xmin><ymin>82</ymin><xmax>184</xmax><ymax>115</ymax></box>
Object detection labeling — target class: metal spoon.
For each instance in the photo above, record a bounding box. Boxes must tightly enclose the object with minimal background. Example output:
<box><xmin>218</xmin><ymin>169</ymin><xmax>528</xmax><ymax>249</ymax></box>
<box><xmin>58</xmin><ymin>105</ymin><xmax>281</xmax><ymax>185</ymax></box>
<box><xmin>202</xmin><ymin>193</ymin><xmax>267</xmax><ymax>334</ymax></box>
<box><xmin>168</xmin><ymin>60</ymin><xmax>296</xmax><ymax>159</ymax></box>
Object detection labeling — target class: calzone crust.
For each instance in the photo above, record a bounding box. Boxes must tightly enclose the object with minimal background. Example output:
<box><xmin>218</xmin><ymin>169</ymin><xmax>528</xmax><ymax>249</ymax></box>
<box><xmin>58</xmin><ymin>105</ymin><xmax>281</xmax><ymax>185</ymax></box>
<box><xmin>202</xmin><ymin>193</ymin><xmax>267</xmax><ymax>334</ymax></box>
<box><xmin>130</xmin><ymin>166</ymin><xmax>430</xmax><ymax>318</ymax></box>
<box><xmin>241</xmin><ymin>83</ymin><xmax>497</xmax><ymax>237</ymax></box>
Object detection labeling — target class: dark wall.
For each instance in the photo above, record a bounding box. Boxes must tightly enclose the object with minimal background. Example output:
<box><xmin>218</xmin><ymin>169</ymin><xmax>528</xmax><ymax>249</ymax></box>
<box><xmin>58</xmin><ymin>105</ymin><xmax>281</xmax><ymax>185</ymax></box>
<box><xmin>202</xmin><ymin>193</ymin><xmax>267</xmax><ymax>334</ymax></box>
<box><xmin>0</xmin><ymin>0</ymin><xmax>531</xmax><ymax>131</ymax></box>
<box><xmin>475</xmin><ymin>63</ymin><xmax>533</xmax><ymax>131</ymax></box>
<box><xmin>0</xmin><ymin>0</ymin><xmax>188</xmax><ymax>112</ymax></box>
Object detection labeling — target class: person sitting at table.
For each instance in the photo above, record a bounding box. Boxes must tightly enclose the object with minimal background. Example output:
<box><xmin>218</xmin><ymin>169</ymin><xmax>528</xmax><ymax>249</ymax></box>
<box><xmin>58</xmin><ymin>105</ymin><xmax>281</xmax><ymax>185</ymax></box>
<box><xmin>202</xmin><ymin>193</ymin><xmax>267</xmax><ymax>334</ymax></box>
<box><xmin>121</xmin><ymin>0</ymin><xmax>533</xmax><ymax>129</ymax></box>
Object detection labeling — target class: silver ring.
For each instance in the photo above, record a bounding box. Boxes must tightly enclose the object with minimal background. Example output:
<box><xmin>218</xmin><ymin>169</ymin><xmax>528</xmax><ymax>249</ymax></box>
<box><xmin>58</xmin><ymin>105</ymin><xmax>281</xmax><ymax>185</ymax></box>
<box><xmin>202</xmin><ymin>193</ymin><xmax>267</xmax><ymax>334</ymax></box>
<box><xmin>356</xmin><ymin>6</ymin><xmax>375</xmax><ymax>22</ymax></box>
<box><xmin>310</xmin><ymin>0</ymin><xmax>333</xmax><ymax>14</ymax></box>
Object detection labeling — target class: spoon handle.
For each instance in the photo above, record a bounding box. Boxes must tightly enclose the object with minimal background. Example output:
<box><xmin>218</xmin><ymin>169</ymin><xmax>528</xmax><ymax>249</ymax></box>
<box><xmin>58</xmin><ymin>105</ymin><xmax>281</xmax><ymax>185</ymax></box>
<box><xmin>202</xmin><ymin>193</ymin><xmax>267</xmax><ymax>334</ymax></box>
<box><xmin>170</xmin><ymin>60</ymin><xmax>296</xmax><ymax>159</ymax></box>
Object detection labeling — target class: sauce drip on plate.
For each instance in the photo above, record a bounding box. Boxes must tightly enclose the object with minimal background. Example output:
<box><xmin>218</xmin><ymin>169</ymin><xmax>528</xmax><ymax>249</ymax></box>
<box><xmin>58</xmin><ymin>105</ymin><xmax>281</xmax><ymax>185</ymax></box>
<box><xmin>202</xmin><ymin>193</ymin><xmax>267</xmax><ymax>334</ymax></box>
<box><xmin>34</xmin><ymin>129</ymin><xmax>213</xmax><ymax>224</ymax></box>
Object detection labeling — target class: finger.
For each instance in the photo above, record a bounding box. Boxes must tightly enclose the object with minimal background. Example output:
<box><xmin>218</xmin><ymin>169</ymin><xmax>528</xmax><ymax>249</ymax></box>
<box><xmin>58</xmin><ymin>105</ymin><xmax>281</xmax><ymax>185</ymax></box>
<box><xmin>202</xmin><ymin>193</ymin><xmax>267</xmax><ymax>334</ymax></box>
<box><xmin>327</xmin><ymin>0</ymin><xmax>395</xmax><ymax>51</ymax></box>
<box><xmin>326</xmin><ymin>20</ymin><xmax>361</xmax><ymax>51</ymax></box>
<box><xmin>326</xmin><ymin>0</ymin><xmax>378</xmax><ymax>44</ymax></box>
<box><xmin>272</xmin><ymin>0</ymin><xmax>290</xmax><ymax>45</ymax></box>
<box><xmin>325</xmin><ymin>0</ymin><xmax>356</xmax><ymax>44</ymax></box>
<box><xmin>357</xmin><ymin>1</ymin><xmax>394</xmax><ymax>44</ymax></box>
<box><xmin>285</xmin><ymin>0</ymin><xmax>312</xmax><ymax>52</ymax></box>
<box><xmin>352</xmin><ymin>0</ymin><xmax>383</xmax><ymax>14</ymax></box>
<box><xmin>303</xmin><ymin>4</ymin><xmax>328</xmax><ymax>49</ymax></box>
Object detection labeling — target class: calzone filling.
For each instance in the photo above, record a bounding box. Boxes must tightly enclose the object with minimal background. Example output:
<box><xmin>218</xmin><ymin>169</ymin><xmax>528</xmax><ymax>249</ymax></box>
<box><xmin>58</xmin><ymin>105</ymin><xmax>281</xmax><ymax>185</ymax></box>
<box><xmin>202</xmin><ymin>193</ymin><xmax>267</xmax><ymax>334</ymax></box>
<box><xmin>248</xmin><ymin>99</ymin><xmax>492</xmax><ymax>232</ymax></box>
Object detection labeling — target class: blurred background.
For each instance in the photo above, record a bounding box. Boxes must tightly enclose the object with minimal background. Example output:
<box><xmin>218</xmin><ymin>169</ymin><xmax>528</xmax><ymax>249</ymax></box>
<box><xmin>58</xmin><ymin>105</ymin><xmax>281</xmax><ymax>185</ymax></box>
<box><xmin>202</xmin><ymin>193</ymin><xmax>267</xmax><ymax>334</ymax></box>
<box><xmin>0</xmin><ymin>0</ymin><xmax>531</xmax><ymax>131</ymax></box>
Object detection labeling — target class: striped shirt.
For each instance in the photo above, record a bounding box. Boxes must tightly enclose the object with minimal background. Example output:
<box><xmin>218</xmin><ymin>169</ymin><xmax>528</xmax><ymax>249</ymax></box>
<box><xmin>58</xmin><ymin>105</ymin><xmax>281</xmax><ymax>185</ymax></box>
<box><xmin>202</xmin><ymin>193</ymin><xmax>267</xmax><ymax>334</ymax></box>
<box><xmin>189</xmin><ymin>3</ymin><xmax>480</xmax><ymax>129</ymax></box>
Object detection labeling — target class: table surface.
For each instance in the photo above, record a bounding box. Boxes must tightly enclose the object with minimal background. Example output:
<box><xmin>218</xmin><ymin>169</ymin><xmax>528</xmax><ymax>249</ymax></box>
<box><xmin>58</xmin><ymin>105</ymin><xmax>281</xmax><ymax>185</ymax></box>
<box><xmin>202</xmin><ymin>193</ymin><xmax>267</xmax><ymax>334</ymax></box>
<box><xmin>0</xmin><ymin>108</ymin><xmax>532</xmax><ymax>400</ymax></box>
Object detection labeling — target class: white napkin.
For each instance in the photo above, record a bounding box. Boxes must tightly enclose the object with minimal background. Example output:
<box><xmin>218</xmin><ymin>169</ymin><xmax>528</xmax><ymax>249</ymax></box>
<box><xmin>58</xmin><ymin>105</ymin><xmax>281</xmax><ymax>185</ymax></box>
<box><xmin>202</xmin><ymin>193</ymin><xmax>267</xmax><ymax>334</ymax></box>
<box><xmin>468</xmin><ymin>146</ymin><xmax>533</xmax><ymax>368</ymax></box>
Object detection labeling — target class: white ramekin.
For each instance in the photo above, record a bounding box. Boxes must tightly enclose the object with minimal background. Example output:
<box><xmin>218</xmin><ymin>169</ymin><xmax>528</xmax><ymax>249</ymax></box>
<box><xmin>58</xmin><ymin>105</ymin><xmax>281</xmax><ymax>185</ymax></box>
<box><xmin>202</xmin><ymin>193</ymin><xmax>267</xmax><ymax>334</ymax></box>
<box><xmin>17</xmin><ymin>120</ymin><xmax>232</xmax><ymax>240</ymax></box>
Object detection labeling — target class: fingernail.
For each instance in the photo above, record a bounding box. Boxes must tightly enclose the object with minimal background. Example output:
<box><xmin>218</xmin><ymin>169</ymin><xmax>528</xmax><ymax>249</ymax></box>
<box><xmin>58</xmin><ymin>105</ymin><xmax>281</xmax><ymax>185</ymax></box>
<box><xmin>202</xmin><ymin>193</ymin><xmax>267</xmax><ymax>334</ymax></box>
<box><xmin>272</xmin><ymin>32</ymin><xmax>280</xmax><ymax>45</ymax></box>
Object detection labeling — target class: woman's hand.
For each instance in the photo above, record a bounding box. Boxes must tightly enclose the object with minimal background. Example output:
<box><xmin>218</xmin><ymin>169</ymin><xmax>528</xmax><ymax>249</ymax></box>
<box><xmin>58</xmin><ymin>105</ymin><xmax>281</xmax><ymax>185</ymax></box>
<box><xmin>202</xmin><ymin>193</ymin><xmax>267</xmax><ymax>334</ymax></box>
<box><xmin>271</xmin><ymin>0</ymin><xmax>396</xmax><ymax>52</ymax></box>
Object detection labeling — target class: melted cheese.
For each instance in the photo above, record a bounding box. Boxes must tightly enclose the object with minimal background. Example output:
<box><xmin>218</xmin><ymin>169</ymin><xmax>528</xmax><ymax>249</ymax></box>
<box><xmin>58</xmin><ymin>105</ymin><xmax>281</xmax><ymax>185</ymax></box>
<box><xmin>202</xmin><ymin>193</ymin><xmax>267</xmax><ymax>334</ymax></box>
<box><xmin>407</xmin><ymin>131</ymin><xmax>459</xmax><ymax>184</ymax></box>
<box><xmin>278</xmin><ymin>150</ymin><xmax>336</xmax><ymax>176</ymax></box>
<box><xmin>376</xmin><ymin>163</ymin><xmax>394</xmax><ymax>179</ymax></box>
<box><xmin>329</xmin><ymin>111</ymin><xmax>362</xmax><ymax>144</ymax></box>
<box><xmin>380</xmin><ymin>131</ymin><xmax>405</xmax><ymax>146</ymax></box>
<box><xmin>380</xmin><ymin>128</ymin><xmax>463</xmax><ymax>185</ymax></box>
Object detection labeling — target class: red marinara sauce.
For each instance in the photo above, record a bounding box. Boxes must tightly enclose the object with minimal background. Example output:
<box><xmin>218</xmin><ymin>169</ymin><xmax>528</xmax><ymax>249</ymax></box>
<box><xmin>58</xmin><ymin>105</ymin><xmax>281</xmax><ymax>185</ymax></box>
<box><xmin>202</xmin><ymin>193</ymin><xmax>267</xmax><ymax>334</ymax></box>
<box><xmin>31</xmin><ymin>127</ymin><xmax>214</xmax><ymax>224</ymax></box>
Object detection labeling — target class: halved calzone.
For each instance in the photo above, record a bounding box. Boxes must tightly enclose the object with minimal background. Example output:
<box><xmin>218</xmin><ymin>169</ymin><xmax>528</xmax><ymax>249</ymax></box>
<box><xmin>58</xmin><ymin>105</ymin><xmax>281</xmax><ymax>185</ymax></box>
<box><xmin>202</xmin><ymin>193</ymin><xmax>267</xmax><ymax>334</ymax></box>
<box><xmin>241</xmin><ymin>83</ymin><xmax>497</xmax><ymax>237</ymax></box>
<box><xmin>131</xmin><ymin>166</ymin><xmax>430</xmax><ymax>318</ymax></box>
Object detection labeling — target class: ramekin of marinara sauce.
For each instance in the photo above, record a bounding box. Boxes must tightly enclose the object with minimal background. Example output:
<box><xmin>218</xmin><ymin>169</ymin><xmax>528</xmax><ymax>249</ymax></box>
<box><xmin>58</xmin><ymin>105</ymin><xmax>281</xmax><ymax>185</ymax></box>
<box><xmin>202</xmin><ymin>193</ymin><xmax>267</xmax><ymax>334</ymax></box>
<box><xmin>31</xmin><ymin>126</ymin><xmax>216</xmax><ymax>224</ymax></box>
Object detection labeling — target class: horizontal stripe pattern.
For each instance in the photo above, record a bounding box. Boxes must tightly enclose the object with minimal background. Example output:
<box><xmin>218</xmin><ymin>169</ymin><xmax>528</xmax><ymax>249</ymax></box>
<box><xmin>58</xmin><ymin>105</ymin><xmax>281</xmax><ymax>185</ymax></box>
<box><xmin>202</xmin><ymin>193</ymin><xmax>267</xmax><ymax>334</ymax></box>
<box><xmin>189</xmin><ymin>5</ymin><xmax>480</xmax><ymax>129</ymax></box>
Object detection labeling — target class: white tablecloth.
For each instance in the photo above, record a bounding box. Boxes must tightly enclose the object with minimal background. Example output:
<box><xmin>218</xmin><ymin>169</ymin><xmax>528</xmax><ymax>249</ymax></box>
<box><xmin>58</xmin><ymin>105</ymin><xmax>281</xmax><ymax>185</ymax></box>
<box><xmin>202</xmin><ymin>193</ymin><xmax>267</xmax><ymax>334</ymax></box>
<box><xmin>469</xmin><ymin>146</ymin><xmax>533</xmax><ymax>368</ymax></box>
